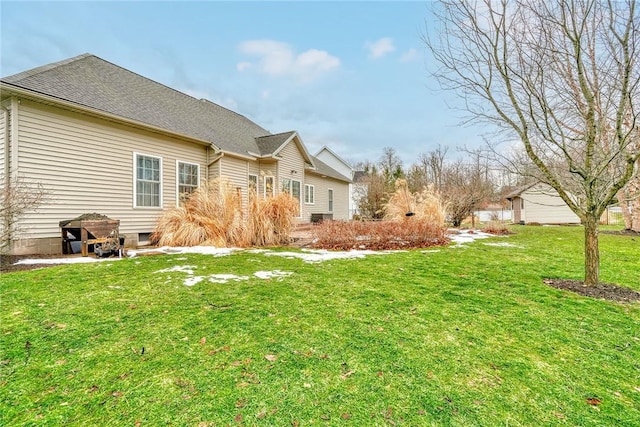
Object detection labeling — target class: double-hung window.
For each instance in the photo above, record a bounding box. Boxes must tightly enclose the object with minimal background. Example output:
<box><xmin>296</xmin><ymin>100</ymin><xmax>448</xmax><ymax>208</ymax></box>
<box><xmin>135</xmin><ymin>153</ymin><xmax>162</xmax><ymax>207</ymax></box>
<box><xmin>328</xmin><ymin>189</ymin><xmax>334</xmax><ymax>212</ymax></box>
<box><xmin>248</xmin><ymin>174</ymin><xmax>258</xmax><ymax>195</ymax></box>
<box><xmin>177</xmin><ymin>161</ymin><xmax>199</xmax><ymax>204</ymax></box>
<box><xmin>304</xmin><ymin>184</ymin><xmax>315</xmax><ymax>204</ymax></box>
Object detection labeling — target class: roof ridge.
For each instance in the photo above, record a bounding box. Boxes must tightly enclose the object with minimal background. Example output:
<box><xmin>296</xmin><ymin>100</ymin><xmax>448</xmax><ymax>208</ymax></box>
<box><xmin>255</xmin><ymin>130</ymin><xmax>296</xmax><ymax>140</ymax></box>
<box><xmin>1</xmin><ymin>53</ymin><xmax>93</xmax><ymax>82</ymax></box>
<box><xmin>3</xmin><ymin>53</ymin><xmax>271</xmax><ymax>140</ymax></box>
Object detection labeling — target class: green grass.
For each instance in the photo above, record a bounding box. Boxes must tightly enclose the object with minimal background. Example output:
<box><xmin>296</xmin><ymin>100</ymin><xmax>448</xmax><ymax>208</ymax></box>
<box><xmin>1</xmin><ymin>225</ymin><xmax>639</xmax><ymax>426</ymax></box>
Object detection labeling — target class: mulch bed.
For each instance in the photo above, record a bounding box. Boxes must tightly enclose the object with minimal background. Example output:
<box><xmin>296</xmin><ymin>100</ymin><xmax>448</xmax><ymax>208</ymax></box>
<box><xmin>543</xmin><ymin>278</ymin><xmax>640</xmax><ymax>303</ymax></box>
<box><xmin>601</xmin><ymin>229</ymin><xmax>640</xmax><ymax>237</ymax></box>
<box><xmin>1</xmin><ymin>254</ymin><xmax>68</xmax><ymax>274</ymax></box>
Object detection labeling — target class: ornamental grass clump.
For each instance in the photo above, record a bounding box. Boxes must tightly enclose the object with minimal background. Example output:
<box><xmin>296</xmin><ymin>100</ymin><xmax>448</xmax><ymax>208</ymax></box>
<box><xmin>151</xmin><ymin>178</ymin><xmax>244</xmax><ymax>247</ymax></box>
<box><xmin>246</xmin><ymin>191</ymin><xmax>299</xmax><ymax>246</ymax></box>
<box><xmin>151</xmin><ymin>178</ymin><xmax>298</xmax><ymax>247</ymax></box>
<box><xmin>384</xmin><ymin>179</ymin><xmax>447</xmax><ymax>225</ymax></box>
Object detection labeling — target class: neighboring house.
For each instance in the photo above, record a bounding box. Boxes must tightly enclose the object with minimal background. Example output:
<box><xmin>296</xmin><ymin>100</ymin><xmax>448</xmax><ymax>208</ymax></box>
<box><xmin>350</xmin><ymin>171</ymin><xmax>369</xmax><ymax>218</ymax></box>
<box><xmin>313</xmin><ymin>146</ymin><xmax>356</xmax><ymax>219</ymax></box>
<box><xmin>0</xmin><ymin>54</ymin><xmax>351</xmax><ymax>255</ymax></box>
<box><xmin>505</xmin><ymin>183</ymin><xmax>580</xmax><ymax>224</ymax></box>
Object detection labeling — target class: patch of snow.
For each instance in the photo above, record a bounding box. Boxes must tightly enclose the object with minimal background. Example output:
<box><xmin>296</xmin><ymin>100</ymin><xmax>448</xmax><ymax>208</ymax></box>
<box><xmin>265</xmin><ymin>248</ymin><xmax>403</xmax><ymax>263</ymax></box>
<box><xmin>127</xmin><ymin>246</ymin><xmax>238</xmax><ymax>257</ymax></box>
<box><xmin>208</xmin><ymin>274</ymin><xmax>249</xmax><ymax>284</ymax></box>
<box><xmin>447</xmin><ymin>229</ymin><xmax>496</xmax><ymax>245</ymax></box>
<box><xmin>421</xmin><ymin>249</ymin><xmax>441</xmax><ymax>253</ymax></box>
<box><xmin>254</xmin><ymin>270</ymin><xmax>293</xmax><ymax>279</ymax></box>
<box><xmin>482</xmin><ymin>242</ymin><xmax>523</xmax><ymax>248</ymax></box>
<box><xmin>14</xmin><ymin>257</ymin><xmax>121</xmax><ymax>265</ymax></box>
<box><xmin>184</xmin><ymin>276</ymin><xmax>205</xmax><ymax>287</ymax></box>
<box><xmin>155</xmin><ymin>265</ymin><xmax>198</xmax><ymax>275</ymax></box>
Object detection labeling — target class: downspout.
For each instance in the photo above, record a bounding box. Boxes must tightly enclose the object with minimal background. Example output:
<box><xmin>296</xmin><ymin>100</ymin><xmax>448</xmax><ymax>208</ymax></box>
<box><xmin>1</xmin><ymin>99</ymin><xmax>15</xmax><ymax>252</ymax></box>
<box><xmin>1</xmin><ymin>103</ymin><xmax>9</xmax><ymax>180</ymax></box>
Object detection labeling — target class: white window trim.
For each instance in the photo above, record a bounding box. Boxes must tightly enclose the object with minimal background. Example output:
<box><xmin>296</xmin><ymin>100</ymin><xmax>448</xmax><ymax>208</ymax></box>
<box><xmin>291</xmin><ymin>179</ymin><xmax>302</xmax><ymax>218</ymax></box>
<box><xmin>328</xmin><ymin>188</ymin><xmax>334</xmax><ymax>212</ymax></box>
<box><xmin>304</xmin><ymin>184</ymin><xmax>315</xmax><ymax>205</ymax></box>
<box><xmin>175</xmin><ymin>160</ymin><xmax>200</xmax><ymax>205</ymax></box>
<box><xmin>248</xmin><ymin>174</ymin><xmax>258</xmax><ymax>193</ymax></box>
<box><xmin>133</xmin><ymin>152</ymin><xmax>163</xmax><ymax>209</ymax></box>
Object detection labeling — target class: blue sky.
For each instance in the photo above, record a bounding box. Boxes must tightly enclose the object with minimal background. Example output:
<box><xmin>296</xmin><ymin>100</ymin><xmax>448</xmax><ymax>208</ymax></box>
<box><xmin>1</xmin><ymin>1</ymin><xmax>491</xmax><ymax>166</ymax></box>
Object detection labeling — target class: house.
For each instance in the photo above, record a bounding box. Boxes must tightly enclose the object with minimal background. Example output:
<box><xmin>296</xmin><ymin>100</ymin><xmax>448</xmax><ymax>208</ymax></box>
<box><xmin>505</xmin><ymin>183</ymin><xmax>580</xmax><ymax>224</ymax></box>
<box><xmin>0</xmin><ymin>54</ymin><xmax>351</xmax><ymax>255</ymax></box>
<box><xmin>313</xmin><ymin>146</ymin><xmax>357</xmax><ymax>219</ymax></box>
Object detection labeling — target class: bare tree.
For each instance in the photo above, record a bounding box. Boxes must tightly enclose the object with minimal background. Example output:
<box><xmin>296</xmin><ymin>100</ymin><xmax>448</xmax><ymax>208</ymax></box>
<box><xmin>441</xmin><ymin>151</ymin><xmax>494</xmax><ymax>227</ymax></box>
<box><xmin>1</xmin><ymin>174</ymin><xmax>47</xmax><ymax>253</ymax></box>
<box><xmin>379</xmin><ymin>147</ymin><xmax>404</xmax><ymax>184</ymax></box>
<box><xmin>427</xmin><ymin>0</ymin><xmax>640</xmax><ymax>286</ymax></box>
<box><xmin>353</xmin><ymin>161</ymin><xmax>388</xmax><ymax>220</ymax></box>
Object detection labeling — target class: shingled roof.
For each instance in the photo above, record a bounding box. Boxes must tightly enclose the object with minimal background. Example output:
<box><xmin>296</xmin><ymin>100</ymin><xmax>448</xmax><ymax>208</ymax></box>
<box><xmin>307</xmin><ymin>156</ymin><xmax>352</xmax><ymax>182</ymax></box>
<box><xmin>1</xmin><ymin>53</ymin><xmax>288</xmax><ymax>158</ymax></box>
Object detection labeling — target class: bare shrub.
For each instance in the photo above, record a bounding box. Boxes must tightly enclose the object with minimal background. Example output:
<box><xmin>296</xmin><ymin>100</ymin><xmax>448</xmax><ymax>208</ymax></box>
<box><xmin>312</xmin><ymin>220</ymin><xmax>448</xmax><ymax>251</ymax></box>
<box><xmin>1</xmin><ymin>174</ymin><xmax>47</xmax><ymax>253</ymax></box>
<box><xmin>313</xmin><ymin>178</ymin><xmax>448</xmax><ymax>250</ymax></box>
<box><xmin>482</xmin><ymin>221</ymin><xmax>511</xmax><ymax>235</ymax></box>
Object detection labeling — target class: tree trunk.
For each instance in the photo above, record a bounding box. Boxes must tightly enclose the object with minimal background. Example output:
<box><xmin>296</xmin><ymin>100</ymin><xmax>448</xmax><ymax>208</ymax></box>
<box><xmin>633</xmin><ymin>197</ymin><xmax>640</xmax><ymax>232</ymax></box>
<box><xmin>617</xmin><ymin>191</ymin><xmax>633</xmax><ymax>229</ymax></box>
<box><xmin>583</xmin><ymin>214</ymin><xmax>600</xmax><ymax>287</ymax></box>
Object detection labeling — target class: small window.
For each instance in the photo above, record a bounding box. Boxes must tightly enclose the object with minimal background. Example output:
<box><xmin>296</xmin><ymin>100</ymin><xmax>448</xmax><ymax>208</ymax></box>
<box><xmin>264</xmin><ymin>176</ymin><xmax>274</xmax><ymax>197</ymax></box>
<box><xmin>177</xmin><ymin>161</ymin><xmax>199</xmax><ymax>204</ymax></box>
<box><xmin>304</xmin><ymin>184</ymin><xmax>315</xmax><ymax>204</ymax></box>
<box><xmin>281</xmin><ymin>178</ymin><xmax>291</xmax><ymax>193</ymax></box>
<box><xmin>135</xmin><ymin>153</ymin><xmax>162</xmax><ymax>207</ymax></box>
<box><xmin>328</xmin><ymin>189</ymin><xmax>334</xmax><ymax>212</ymax></box>
<box><xmin>248</xmin><ymin>174</ymin><xmax>258</xmax><ymax>195</ymax></box>
<box><xmin>291</xmin><ymin>180</ymin><xmax>301</xmax><ymax>202</ymax></box>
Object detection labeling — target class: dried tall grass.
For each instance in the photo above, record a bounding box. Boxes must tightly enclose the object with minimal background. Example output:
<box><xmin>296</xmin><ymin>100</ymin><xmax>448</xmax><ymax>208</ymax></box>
<box><xmin>151</xmin><ymin>178</ymin><xmax>299</xmax><ymax>247</ymax></box>
<box><xmin>246</xmin><ymin>191</ymin><xmax>299</xmax><ymax>246</ymax></box>
<box><xmin>384</xmin><ymin>179</ymin><xmax>447</xmax><ymax>225</ymax></box>
<box><xmin>151</xmin><ymin>178</ymin><xmax>244</xmax><ymax>247</ymax></box>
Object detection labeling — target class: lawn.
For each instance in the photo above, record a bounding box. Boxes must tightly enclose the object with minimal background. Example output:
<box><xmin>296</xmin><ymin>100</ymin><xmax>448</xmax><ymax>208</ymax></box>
<box><xmin>1</xmin><ymin>225</ymin><xmax>639</xmax><ymax>426</ymax></box>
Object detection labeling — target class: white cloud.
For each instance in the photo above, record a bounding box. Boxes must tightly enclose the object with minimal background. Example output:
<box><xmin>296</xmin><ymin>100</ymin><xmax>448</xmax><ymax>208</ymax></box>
<box><xmin>237</xmin><ymin>39</ymin><xmax>340</xmax><ymax>82</ymax></box>
<box><xmin>365</xmin><ymin>37</ymin><xmax>395</xmax><ymax>59</ymax></box>
<box><xmin>236</xmin><ymin>61</ymin><xmax>252</xmax><ymax>72</ymax></box>
<box><xmin>400</xmin><ymin>48</ymin><xmax>418</xmax><ymax>62</ymax></box>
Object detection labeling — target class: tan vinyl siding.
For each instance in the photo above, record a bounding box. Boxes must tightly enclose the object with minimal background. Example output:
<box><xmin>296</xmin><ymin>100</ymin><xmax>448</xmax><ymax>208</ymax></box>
<box><xmin>304</xmin><ymin>174</ymin><xmax>350</xmax><ymax>220</ymax></box>
<box><xmin>276</xmin><ymin>140</ymin><xmax>305</xmax><ymax>215</ymax></box>
<box><xmin>15</xmin><ymin>99</ymin><xmax>207</xmax><ymax>239</ymax></box>
<box><xmin>219</xmin><ymin>155</ymin><xmax>249</xmax><ymax>206</ymax></box>
<box><xmin>521</xmin><ymin>184</ymin><xmax>580</xmax><ymax>224</ymax></box>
